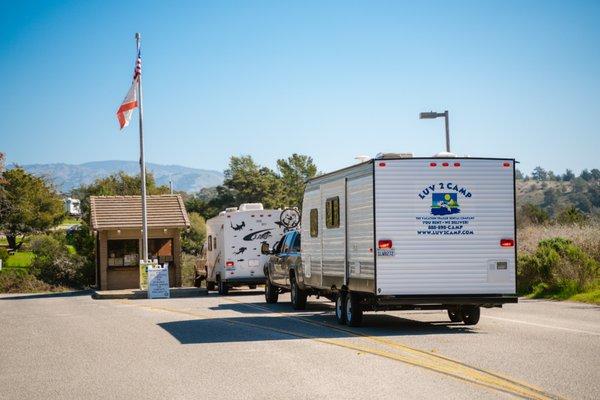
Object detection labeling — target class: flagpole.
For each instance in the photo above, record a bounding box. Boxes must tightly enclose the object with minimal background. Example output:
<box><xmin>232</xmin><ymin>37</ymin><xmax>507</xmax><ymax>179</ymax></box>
<box><xmin>135</xmin><ymin>32</ymin><xmax>149</xmax><ymax>263</ymax></box>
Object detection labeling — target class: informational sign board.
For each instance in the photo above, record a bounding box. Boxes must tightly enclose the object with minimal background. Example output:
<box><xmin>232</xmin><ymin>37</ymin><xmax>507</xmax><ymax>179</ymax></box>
<box><xmin>139</xmin><ymin>261</ymin><xmax>150</xmax><ymax>290</ymax></box>
<box><xmin>147</xmin><ymin>264</ymin><xmax>170</xmax><ymax>299</ymax></box>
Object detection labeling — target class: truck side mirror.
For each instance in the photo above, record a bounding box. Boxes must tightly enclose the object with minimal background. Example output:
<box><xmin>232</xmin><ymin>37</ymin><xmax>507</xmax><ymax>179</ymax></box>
<box><xmin>260</xmin><ymin>242</ymin><xmax>271</xmax><ymax>255</ymax></box>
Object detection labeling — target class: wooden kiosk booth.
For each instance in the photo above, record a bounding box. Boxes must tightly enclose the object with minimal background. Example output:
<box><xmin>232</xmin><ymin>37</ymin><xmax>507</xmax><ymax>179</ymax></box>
<box><xmin>90</xmin><ymin>195</ymin><xmax>190</xmax><ymax>290</ymax></box>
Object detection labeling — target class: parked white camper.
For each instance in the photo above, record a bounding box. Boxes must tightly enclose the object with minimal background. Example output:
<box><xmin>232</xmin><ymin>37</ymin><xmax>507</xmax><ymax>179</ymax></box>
<box><xmin>297</xmin><ymin>155</ymin><xmax>517</xmax><ymax>326</ymax></box>
<box><xmin>205</xmin><ymin>203</ymin><xmax>289</xmax><ymax>294</ymax></box>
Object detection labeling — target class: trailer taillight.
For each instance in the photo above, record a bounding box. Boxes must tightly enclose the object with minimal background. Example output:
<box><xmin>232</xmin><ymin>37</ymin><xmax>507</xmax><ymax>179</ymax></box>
<box><xmin>226</xmin><ymin>261</ymin><xmax>235</xmax><ymax>266</ymax></box>
<box><xmin>378</xmin><ymin>162</ymin><xmax>386</xmax><ymax>167</ymax></box>
<box><xmin>442</xmin><ymin>162</ymin><xmax>449</xmax><ymax>167</ymax></box>
<box><xmin>500</xmin><ymin>239</ymin><xmax>514</xmax><ymax>248</ymax></box>
<box><xmin>454</xmin><ymin>162</ymin><xmax>461</xmax><ymax>167</ymax></box>
<box><xmin>429</xmin><ymin>162</ymin><xmax>437</xmax><ymax>167</ymax></box>
<box><xmin>503</xmin><ymin>162</ymin><xmax>511</xmax><ymax>168</ymax></box>
<box><xmin>378</xmin><ymin>239</ymin><xmax>393</xmax><ymax>249</ymax></box>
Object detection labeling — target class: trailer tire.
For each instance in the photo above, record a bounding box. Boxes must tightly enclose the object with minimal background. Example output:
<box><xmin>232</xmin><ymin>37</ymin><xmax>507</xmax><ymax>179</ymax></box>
<box><xmin>217</xmin><ymin>276</ymin><xmax>229</xmax><ymax>295</ymax></box>
<box><xmin>345</xmin><ymin>293</ymin><xmax>363</xmax><ymax>327</ymax></box>
<box><xmin>249</xmin><ymin>284</ymin><xmax>257</xmax><ymax>289</ymax></box>
<box><xmin>265</xmin><ymin>279</ymin><xmax>279</xmax><ymax>304</ymax></box>
<box><xmin>206</xmin><ymin>281</ymin><xmax>216</xmax><ymax>291</ymax></box>
<box><xmin>447</xmin><ymin>309</ymin><xmax>462</xmax><ymax>322</ymax></box>
<box><xmin>335</xmin><ymin>292</ymin><xmax>347</xmax><ymax>325</ymax></box>
<box><xmin>461</xmin><ymin>305</ymin><xmax>480</xmax><ymax>325</ymax></box>
<box><xmin>290</xmin><ymin>275</ymin><xmax>307</xmax><ymax>310</ymax></box>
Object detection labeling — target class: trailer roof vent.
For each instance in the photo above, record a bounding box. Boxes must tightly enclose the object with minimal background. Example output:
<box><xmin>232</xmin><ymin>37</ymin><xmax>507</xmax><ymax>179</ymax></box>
<box><xmin>239</xmin><ymin>203</ymin><xmax>264</xmax><ymax>211</ymax></box>
<box><xmin>433</xmin><ymin>151</ymin><xmax>457</xmax><ymax>158</ymax></box>
<box><xmin>375</xmin><ymin>152</ymin><xmax>413</xmax><ymax>159</ymax></box>
<box><xmin>218</xmin><ymin>211</ymin><xmax>227</xmax><ymax>216</ymax></box>
<box><xmin>355</xmin><ymin>155</ymin><xmax>370</xmax><ymax>163</ymax></box>
<box><xmin>225</xmin><ymin>207</ymin><xmax>238</xmax><ymax>213</ymax></box>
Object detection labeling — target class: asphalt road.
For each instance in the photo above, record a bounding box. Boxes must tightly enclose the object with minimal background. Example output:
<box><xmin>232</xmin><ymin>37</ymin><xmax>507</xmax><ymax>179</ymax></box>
<box><xmin>1</xmin><ymin>290</ymin><xmax>599</xmax><ymax>400</ymax></box>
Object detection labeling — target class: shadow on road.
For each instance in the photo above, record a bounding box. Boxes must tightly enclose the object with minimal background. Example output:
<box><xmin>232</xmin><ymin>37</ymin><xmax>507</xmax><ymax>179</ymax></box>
<box><xmin>0</xmin><ymin>290</ymin><xmax>93</xmax><ymax>301</ymax></box>
<box><xmin>158</xmin><ymin>310</ymin><xmax>476</xmax><ymax>345</ymax></box>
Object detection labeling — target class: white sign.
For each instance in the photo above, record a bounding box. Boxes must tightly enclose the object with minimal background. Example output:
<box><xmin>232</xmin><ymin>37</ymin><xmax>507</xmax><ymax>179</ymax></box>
<box><xmin>147</xmin><ymin>264</ymin><xmax>170</xmax><ymax>299</ymax></box>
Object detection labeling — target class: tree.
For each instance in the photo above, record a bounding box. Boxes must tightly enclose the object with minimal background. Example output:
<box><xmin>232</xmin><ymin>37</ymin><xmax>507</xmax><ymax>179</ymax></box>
<box><xmin>590</xmin><ymin>169</ymin><xmax>600</xmax><ymax>181</ymax></box>
<box><xmin>531</xmin><ymin>166</ymin><xmax>547</xmax><ymax>181</ymax></box>
<box><xmin>276</xmin><ymin>153</ymin><xmax>318</xmax><ymax>209</ymax></box>
<box><xmin>562</xmin><ymin>169</ymin><xmax>575</xmax><ymax>181</ymax></box>
<box><xmin>0</xmin><ymin>168</ymin><xmax>65</xmax><ymax>250</ymax></box>
<box><xmin>182</xmin><ymin>212</ymin><xmax>206</xmax><ymax>255</ymax></box>
<box><xmin>580</xmin><ymin>169</ymin><xmax>592</xmax><ymax>181</ymax></box>
<box><xmin>223</xmin><ymin>155</ymin><xmax>284</xmax><ymax>209</ymax></box>
<box><xmin>518</xmin><ymin>203</ymin><xmax>549</xmax><ymax>225</ymax></box>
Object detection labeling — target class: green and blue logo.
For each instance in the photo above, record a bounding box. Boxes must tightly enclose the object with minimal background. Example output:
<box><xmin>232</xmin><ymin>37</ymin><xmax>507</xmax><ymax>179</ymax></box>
<box><xmin>431</xmin><ymin>193</ymin><xmax>460</xmax><ymax>215</ymax></box>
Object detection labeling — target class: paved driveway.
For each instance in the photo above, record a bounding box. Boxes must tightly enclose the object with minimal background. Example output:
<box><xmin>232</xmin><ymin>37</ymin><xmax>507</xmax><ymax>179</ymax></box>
<box><xmin>1</xmin><ymin>290</ymin><xmax>598</xmax><ymax>399</ymax></box>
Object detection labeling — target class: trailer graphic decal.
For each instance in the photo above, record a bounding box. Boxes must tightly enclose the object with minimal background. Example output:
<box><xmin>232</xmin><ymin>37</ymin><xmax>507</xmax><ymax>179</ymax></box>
<box><xmin>242</xmin><ymin>229</ymin><xmax>273</xmax><ymax>241</ymax></box>
<box><xmin>431</xmin><ymin>193</ymin><xmax>460</xmax><ymax>215</ymax></box>
<box><xmin>231</xmin><ymin>221</ymin><xmax>246</xmax><ymax>231</ymax></box>
<box><xmin>416</xmin><ymin>183</ymin><xmax>474</xmax><ymax>235</ymax></box>
<box><xmin>233</xmin><ymin>247</ymin><xmax>247</xmax><ymax>255</ymax></box>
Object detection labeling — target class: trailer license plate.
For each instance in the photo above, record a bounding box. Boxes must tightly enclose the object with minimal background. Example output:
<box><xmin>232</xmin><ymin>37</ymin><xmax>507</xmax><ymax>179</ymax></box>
<box><xmin>377</xmin><ymin>249</ymin><xmax>395</xmax><ymax>256</ymax></box>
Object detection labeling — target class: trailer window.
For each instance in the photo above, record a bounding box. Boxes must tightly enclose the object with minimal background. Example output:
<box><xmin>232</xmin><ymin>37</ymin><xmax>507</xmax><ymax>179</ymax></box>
<box><xmin>208</xmin><ymin>235</ymin><xmax>212</xmax><ymax>251</ymax></box>
<box><xmin>213</xmin><ymin>237</ymin><xmax>217</xmax><ymax>249</ymax></box>
<box><xmin>326</xmin><ymin>196</ymin><xmax>340</xmax><ymax>229</ymax></box>
<box><xmin>309</xmin><ymin>209</ymin><xmax>318</xmax><ymax>237</ymax></box>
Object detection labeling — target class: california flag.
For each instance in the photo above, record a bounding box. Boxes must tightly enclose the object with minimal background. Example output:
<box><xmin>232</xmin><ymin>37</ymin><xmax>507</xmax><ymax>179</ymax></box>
<box><xmin>116</xmin><ymin>50</ymin><xmax>141</xmax><ymax>129</ymax></box>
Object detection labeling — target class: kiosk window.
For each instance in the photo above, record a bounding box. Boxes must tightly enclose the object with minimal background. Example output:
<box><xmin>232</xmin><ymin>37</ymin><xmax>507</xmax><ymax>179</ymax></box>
<box><xmin>309</xmin><ymin>209</ymin><xmax>318</xmax><ymax>237</ymax></box>
<box><xmin>107</xmin><ymin>239</ymin><xmax>139</xmax><ymax>267</ymax></box>
<box><xmin>326</xmin><ymin>197</ymin><xmax>340</xmax><ymax>229</ymax></box>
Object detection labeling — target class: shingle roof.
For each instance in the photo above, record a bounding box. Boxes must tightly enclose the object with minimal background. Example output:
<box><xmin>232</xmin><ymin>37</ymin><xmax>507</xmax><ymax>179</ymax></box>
<box><xmin>90</xmin><ymin>195</ymin><xmax>190</xmax><ymax>231</ymax></box>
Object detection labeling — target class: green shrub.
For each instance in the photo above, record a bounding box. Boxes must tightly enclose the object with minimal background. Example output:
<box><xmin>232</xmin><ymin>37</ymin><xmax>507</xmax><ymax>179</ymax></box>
<box><xmin>518</xmin><ymin>237</ymin><xmax>599</xmax><ymax>296</ymax></box>
<box><xmin>0</xmin><ymin>269</ymin><xmax>56</xmax><ymax>293</ymax></box>
<box><xmin>556</xmin><ymin>207</ymin><xmax>587</xmax><ymax>225</ymax></box>
<box><xmin>0</xmin><ymin>247</ymin><xmax>8</xmax><ymax>265</ymax></box>
<box><xmin>29</xmin><ymin>235</ymin><xmax>93</xmax><ymax>288</ymax></box>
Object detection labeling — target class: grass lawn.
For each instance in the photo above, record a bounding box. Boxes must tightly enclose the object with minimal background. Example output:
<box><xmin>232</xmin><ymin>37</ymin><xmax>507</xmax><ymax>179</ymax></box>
<box><xmin>5</xmin><ymin>252</ymin><xmax>35</xmax><ymax>268</ymax></box>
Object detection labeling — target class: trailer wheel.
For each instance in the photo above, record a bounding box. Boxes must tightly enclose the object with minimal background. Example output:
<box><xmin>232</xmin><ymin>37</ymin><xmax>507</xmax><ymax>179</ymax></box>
<box><xmin>447</xmin><ymin>309</ymin><xmax>462</xmax><ymax>322</ymax></box>
<box><xmin>290</xmin><ymin>275</ymin><xmax>307</xmax><ymax>310</ymax></box>
<box><xmin>265</xmin><ymin>279</ymin><xmax>279</xmax><ymax>304</ymax></box>
<box><xmin>345</xmin><ymin>293</ymin><xmax>363</xmax><ymax>327</ymax></box>
<box><xmin>217</xmin><ymin>276</ymin><xmax>229</xmax><ymax>295</ymax></box>
<box><xmin>249</xmin><ymin>284</ymin><xmax>257</xmax><ymax>289</ymax></box>
<box><xmin>461</xmin><ymin>305</ymin><xmax>480</xmax><ymax>325</ymax></box>
<box><xmin>206</xmin><ymin>281</ymin><xmax>216</xmax><ymax>291</ymax></box>
<box><xmin>335</xmin><ymin>292</ymin><xmax>347</xmax><ymax>325</ymax></box>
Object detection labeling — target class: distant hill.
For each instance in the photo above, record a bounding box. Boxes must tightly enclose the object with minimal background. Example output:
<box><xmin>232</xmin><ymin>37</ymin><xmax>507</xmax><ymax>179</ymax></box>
<box><xmin>516</xmin><ymin>178</ymin><xmax>600</xmax><ymax>216</ymax></box>
<box><xmin>11</xmin><ymin>160</ymin><xmax>224</xmax><ymax>193</ymax></box>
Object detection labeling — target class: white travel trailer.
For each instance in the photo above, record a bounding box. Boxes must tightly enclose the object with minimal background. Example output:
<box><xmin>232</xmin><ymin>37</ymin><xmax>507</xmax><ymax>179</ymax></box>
<box><xmin>205</xmin><ymin>203</ymin><xmax>288</xmax><ymax>294</ymax></box>
<box><xmin>298</xmin><ymin>154</ymin><xmax>518</xmax><ymax>326</ymax></box>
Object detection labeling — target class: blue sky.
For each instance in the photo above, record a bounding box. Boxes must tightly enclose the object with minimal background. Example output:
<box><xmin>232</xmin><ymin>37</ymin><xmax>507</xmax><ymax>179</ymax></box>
<box><xmin>1</xmin><ymin>0</ymin><xmax>599</xmax><ymax>176</ymax></box>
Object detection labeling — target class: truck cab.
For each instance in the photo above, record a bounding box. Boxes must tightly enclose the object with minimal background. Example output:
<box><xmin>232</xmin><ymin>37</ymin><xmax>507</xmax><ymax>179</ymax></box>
<box><xmin>262</xmin><ymin>230</ymin><xmax>306</xmax><ymax>308</ymax></box>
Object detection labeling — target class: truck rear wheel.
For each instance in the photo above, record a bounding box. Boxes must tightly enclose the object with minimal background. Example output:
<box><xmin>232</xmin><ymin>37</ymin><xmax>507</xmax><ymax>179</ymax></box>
<box><xmin>335</xmin><ymin>292</ymin><xmax>347</xmax><ymax>325</ymax></box>
<box><xmin>290</xmin><ymin>276</ymin><xmax>307</xmax><ymax>310</ymax></box>
<box><xmin>345</xmin><ymin>293</ymin><xmax>363</xmax><ymax>327</ymax></box>
<box><xmin>265</xmin><ymin>279</ymin><xmax>279</xmax><ymax>304</ymax></box>
<box><xmin>461</xmin><ymin>305</ymin><xmax>480</xmax><ymax>325</ymax></box>
<box><xmin>217</xmin><ymin>276</ymin><xmax>229</xmax><ymax>295</ymax></box>
<box><xmin>447</xmin><ymin>308</ymin><xmax>462</xmax><ymax>322</ymax></box>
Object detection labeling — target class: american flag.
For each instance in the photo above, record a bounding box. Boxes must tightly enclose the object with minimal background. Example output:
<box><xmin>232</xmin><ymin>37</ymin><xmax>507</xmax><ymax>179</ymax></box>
<box><xmin>116</xmin><ymin>49</ymin><xmax>142</xmax><ymax>130</ymax></box>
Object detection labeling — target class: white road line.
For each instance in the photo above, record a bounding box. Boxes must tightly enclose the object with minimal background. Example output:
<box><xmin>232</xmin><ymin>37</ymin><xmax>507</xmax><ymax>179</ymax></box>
<box><xmin>483</xmin><ymin>315</ymin><xmax>600</xmax><ymax>336</ymax></box>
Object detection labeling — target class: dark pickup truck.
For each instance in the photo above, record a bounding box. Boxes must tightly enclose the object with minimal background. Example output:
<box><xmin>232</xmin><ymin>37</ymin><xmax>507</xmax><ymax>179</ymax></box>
<box><xmin>261</xmin><ymin>230</ymin><xmax>312</xmax><ymax>309</ymax></box>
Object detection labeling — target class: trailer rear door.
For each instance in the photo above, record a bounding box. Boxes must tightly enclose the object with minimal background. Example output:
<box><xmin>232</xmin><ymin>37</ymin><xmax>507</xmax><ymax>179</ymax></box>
<box><xmin>374</xmin><ymin>158</ymin><xmax>516</xmax><ymax>296</ymax></box>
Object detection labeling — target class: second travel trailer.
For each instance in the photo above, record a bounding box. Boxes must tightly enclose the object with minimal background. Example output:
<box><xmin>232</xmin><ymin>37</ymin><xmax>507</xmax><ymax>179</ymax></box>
<box><xmin>204</xmin><ymin>203</ymin><xmax>289</xmax><ymax>294</ymax></box>
<box><xmin>263</xmin><ymin>153</ymin><xmax>518</xmax><ymax>326</ymax></box>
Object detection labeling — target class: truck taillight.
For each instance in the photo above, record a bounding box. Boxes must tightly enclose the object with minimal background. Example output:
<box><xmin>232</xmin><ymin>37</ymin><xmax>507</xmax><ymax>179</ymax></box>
<box><xmin>378</xmin><ymin>239</ymin><xmax>393</xmax><ymax>249</ymax></box>
<box><xmin>226</xmin><ymin>261</ymin><xmax>235</xmax><ymax>266</ymax></box>
<box><xmin>500</xmin><ymin>239</ymin><xmax>514</xmax><ymax>247</ymax></box>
